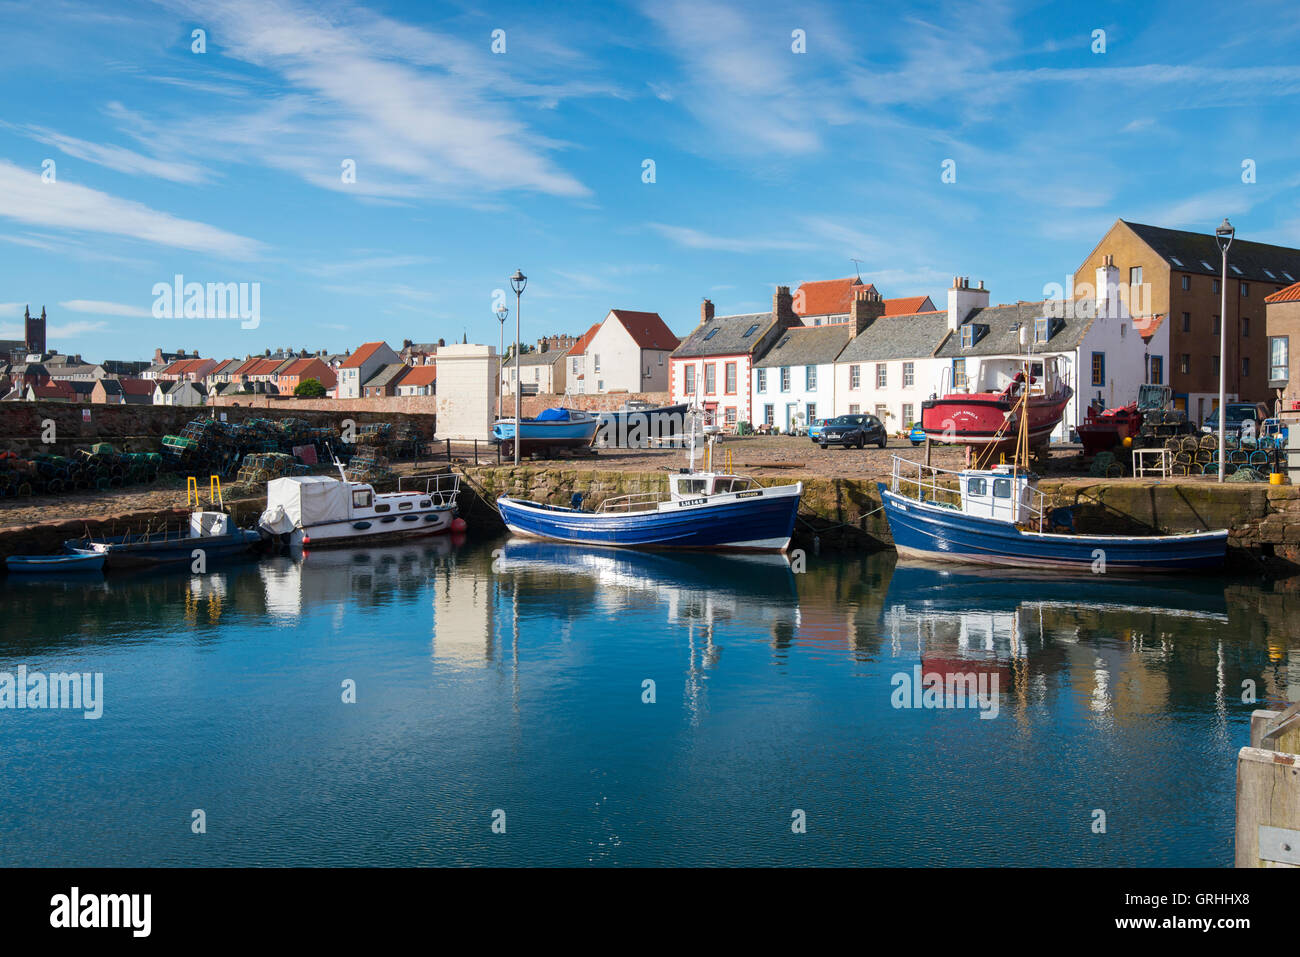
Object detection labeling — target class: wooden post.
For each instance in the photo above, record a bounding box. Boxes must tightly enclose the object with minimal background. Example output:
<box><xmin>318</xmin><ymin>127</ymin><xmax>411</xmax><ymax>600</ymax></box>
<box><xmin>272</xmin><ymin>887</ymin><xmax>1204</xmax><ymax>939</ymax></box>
<box><xmin>473</xmin><ymin>439</ymin><xmax>479</xmax><ymax>465</ymax></box>
<box><xmin>1235</xmin><ymin>707</ymin><xmax>1300</xmax><ymax>867</ymax></box>
<box><xmin>924</xmin><ymin>437</ymin><xmax>932</xmax><ymax>467</ymax></box>
<box><xmin>445</xmin><ymin>438</ymin><xmax>451</xmax><ymax>463</ymax></box>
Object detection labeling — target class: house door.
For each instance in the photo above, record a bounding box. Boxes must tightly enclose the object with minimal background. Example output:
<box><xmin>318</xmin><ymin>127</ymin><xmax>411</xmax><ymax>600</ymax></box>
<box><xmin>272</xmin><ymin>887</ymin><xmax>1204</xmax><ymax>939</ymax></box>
<box><xmin>785</xmin><ymin>403</ymin><xmax>798</xmax><ymax>431</ymax></box>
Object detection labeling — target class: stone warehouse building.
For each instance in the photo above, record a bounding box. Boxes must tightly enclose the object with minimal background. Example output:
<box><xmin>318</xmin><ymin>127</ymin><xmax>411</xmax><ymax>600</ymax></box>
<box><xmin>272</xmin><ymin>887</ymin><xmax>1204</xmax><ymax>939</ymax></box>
<box><xmin>1074</xmin><ymin>219</ymin><xmax>1300</xmax><ymax>424</ymax></box>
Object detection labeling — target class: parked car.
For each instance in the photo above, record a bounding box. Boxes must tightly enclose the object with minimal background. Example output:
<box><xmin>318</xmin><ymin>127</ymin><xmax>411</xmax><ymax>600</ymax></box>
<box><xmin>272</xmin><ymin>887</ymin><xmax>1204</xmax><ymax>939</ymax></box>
<box><xmin>816</xmin><ymin>414</ymin><xmax>887</xmax><ymax>449</ymax></box>
<box><xmin>906</xmin><ymin>423</ymin><xmax>926</xmax><ymax>446</ymax></box>
<box><xmin>808</xmin><ymin>418</ymin><xmax>832</xmax><ymax>442</ymax></box>
<box><xmin>1201</xmin><ymin>402</ymin><xmax>1267</xmax><ymax>436</ymax></box>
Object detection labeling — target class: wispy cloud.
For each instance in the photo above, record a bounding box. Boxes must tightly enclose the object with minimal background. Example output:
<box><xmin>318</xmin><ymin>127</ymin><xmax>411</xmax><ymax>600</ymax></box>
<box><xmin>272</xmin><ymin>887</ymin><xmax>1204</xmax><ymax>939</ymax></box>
<box><xmin>59</xmin><ymin>298</ymin><xmax>153</xmax><ymax>318</ymax></box>
<box><xmin>648</xmin><ymin>223</ymin><xmax>814</xmax><ymax>253</ymax></box>
<box><xmin>148</xmin><ymin>0</ymin><xmax>608</xmax><ymax>200</ymax></box>
<box><xmin>7</xmin><ymin>123</ymin><xmax>208</xmax><ymax>183</ymax></box>
<box><xmin>0</xmin><ymin>159</ymin><xmax>262</xmax><ymax>258</ymax></box>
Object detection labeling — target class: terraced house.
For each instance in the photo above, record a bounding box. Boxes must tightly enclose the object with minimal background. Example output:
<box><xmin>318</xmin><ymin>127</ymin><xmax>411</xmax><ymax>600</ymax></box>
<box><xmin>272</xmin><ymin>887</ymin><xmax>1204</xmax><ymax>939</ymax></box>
<box><xmin>752</xmin><ymin>289</ymin><xmax>886</xmax><ymax>431</ymax></box>
<box><xmin>833</xmin><ymin>302</ymin><xmax>951</xmax><ymax>429</ymax></box>
<box><xmin>669</xmin><ymin>287</ymin><xmax>802</xmax><ymax>430</ymax></box>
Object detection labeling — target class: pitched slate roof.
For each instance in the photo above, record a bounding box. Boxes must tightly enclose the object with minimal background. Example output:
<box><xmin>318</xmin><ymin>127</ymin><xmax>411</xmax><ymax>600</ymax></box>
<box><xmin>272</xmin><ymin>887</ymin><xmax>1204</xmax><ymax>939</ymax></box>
<box><xmin>1124</xmin><ymin>220</ymin><xmax>1300</xmax><ymax>285</ymax></box>
<box><xmin>1265</xmin><ymin>281</ymin><xmax>1300</xmax><ymax>303</ymax></box>
<box><xmin>794</xmin><ymin>277</ymin><xmax>877</xmax><ymax>317</ymax></box>
<box><xmin>362</xmin><ymin>363</ymin><xmax>409</xmax><ymax>389</ymax></box>
<box><xmin>754</xmin><ymin>323</ymin><xmax>854</xmax><ymax>368</ymax></box>
<box><xmin>608</xmin><ymin>310</ymin><xmax>679</xmax><ymax>351</ymax></box>
<box><xmin>838</xmin><ymin>311</ymin><xmax>951</xmax><ymax>362</ymax></box>
<box><xmin>934</xmin><ymin>300</ymin><xmax>1098</xmax><ymax>358</ymax></box>
<box><xmin>672</xmin><ymin>312</ymin><xmax>776</xmax><ymax>358</ymax></box>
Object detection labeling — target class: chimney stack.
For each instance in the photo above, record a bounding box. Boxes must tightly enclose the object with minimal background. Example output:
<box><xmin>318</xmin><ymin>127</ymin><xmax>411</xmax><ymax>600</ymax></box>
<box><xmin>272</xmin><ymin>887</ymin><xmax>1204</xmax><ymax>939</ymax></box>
<box><xmin>849</xmin><ymin>287</ymin><xmax>885</xmax><ymax>338</ymax></box>
<box><xmin>946</xmin><ymin>275</ymin><xmax>990</xmax><ymax>332</ymax></box>
<box><xmin>772</xmin><ymin>285</ymin><xmax>797</xmax><ymax>327</ymax></box>
<box><xmin>701</xmin><ymin>298</ymin><xmax>715</xmax><ymax>325</ymax></box>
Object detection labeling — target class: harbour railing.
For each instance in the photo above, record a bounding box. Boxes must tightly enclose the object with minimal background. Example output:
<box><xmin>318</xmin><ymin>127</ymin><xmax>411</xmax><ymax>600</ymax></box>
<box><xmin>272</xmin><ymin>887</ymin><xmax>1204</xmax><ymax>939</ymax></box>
<box><xmin>595</xmin><ymin>492</ymin><xmax>661</xmax><ymax>514</ymax></box>
<box><xmin>889</xmin><ymin>456</ymin><xmax>1049</xmax><ymax>530</ymax></box>
<box><xmin>398</xmin><ymin>471</ymin><xmax>461</xmax><ymax>508</ymax></box>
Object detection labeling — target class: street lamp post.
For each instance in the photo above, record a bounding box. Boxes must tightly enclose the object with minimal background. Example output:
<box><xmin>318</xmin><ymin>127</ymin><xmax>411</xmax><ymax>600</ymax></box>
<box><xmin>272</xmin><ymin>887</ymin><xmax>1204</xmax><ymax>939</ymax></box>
<box><xmin>495</xmin><ymin>302</ymin><xmax>508</xmax><ymax>420</ymax></box>
<box><xmin>1216</xmin><ymin>218</ymin><xmax>1234</xmax><ymax>483</ymax></box>
<box><xmin>510</xmin><ymin>269</ymin><xmax>527</xmax><ymax>465</ymax></box>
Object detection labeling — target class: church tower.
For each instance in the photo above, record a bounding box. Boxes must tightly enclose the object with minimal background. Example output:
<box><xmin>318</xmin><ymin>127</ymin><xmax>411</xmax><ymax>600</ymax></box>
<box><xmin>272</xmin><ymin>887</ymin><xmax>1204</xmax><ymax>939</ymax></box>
<box><xmin>24</xmin><ymin>305</ymin><xmax>47</xmax><ymax>355</ymax></box>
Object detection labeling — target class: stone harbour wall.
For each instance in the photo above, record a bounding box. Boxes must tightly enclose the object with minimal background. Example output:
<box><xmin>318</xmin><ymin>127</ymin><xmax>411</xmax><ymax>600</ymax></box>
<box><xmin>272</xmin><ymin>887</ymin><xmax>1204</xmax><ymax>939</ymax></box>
<box><xmin>462</xmin><ymin>466</ymin><xmax>1300</xmax><ymax>571</ymax></box>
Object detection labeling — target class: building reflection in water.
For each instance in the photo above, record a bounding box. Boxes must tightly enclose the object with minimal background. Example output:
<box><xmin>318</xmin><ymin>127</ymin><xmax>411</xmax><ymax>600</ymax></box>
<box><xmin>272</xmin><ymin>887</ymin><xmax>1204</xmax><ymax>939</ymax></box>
<box><xmin>879</xmin><ymin>563</ymin><xmax>1243</xmax><ymax>730</ymax></box>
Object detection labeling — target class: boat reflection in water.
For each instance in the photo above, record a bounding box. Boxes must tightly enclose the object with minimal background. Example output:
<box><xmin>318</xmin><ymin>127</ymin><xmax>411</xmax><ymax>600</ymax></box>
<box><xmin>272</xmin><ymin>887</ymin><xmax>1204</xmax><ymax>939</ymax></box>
<box><xmin>493</xmin><ymin>538</ymin><xmax>801</xmax><ymax>721</ymax></box>
<box><xmin>880</xmin><ymin>562</ymin><xmax>1236</xmax><ymax>728</ymax></box>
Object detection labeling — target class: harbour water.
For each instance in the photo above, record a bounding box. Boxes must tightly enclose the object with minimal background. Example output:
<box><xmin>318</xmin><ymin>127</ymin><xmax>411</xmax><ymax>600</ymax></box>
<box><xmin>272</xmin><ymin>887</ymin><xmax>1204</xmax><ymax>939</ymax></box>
<box><xmin>0</xmin><ymin>536</ymin><xmax>1294</xmax><ymax>867</ymax></box>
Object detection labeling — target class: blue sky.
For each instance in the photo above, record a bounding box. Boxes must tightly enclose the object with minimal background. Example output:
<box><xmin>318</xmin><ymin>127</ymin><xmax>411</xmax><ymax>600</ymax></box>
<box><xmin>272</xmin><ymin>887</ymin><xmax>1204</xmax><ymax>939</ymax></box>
<box><xmin>1</xmin><ymin>0</ymin><xmax>1299</xmax><ymax>361</ymax></box>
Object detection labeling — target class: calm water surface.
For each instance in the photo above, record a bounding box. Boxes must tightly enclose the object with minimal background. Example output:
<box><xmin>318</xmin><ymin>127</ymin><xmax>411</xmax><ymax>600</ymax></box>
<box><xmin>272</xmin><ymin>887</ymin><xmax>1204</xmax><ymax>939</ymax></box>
<box><xmin>1</xmin><ymin>535</ymin><xmax>1295</xmax><ymax>866</ymax></box>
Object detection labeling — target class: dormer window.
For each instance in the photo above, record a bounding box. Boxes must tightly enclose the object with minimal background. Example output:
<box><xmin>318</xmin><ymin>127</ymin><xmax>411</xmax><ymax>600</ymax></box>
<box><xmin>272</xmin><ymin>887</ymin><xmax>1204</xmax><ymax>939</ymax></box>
<box><xmin>960</xmin><ymin>325</ymin><xmax>975</xmax><ymax>349</ymax></box>
<box><xmin>1034</xmin><ymin>317</ymin><xmax>1050</xmax><ymax>343</ymax></box>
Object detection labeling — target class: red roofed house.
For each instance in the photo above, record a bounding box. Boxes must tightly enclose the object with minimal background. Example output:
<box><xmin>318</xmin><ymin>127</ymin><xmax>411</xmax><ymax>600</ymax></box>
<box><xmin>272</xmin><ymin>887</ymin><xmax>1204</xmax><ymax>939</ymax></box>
<box><xmin>568</xmin><ymin>309</ymin><xmax>679</xmax><ymax>394</ymax></box>
<box><xmin>555</xmin><ymin>322</ymin><xmax>601</xmax><ymax>396</ymax></box>
<box><xmin>794</xmin><ymin>277</ymin><xmax>878</xmax><ymax>322</ymax></box>
<box><xmin>882</xmin><ymin>295</ymin><xmax>938</xmax><ymax>317</ymax></box>
<box><xmin>277</xmin><ymin>357</ymin><xmax>337</xmax><ymax>395</ymax></box>
<box><xmin>1265</xmin><ymin>281</ymin><xmax>1300</xmax><ymax>409</ymax></box>
<box><xmin>159</xmin><ymin>357</ymin><xmax>217</xmax><ymax>382</ymax></box>
<box><xmin>337</xmin><ymin>341</ymin><xmax>400</xmax><ymax>399</ymax></box>
<box><xmin>395</xmin><ymin>363</ymin><xmax>437</xmax><ymax>396</ymax></box>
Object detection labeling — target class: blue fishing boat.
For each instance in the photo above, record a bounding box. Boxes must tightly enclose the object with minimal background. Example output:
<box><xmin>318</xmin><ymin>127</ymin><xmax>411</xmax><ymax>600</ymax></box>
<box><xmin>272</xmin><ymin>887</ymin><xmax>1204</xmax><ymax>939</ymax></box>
<box><xmin>6</xmin><ymin>552</ymin><xmax>107</xmax><ymax>574</ymax></box>
<box><xmin>497</xmin><ymin>427</ymin><xmax>802</xmax><ymax>552</ymax></box>
<box><xmin>878</xmin><ymin>456</ymin><xmax>1228</xmax><ymax>572</ymax></box>
<box><xmin>492</xmin><ymin>407</ymin><xmax>599</xmax><ymax>457</ymax></box>
<box><xmin>65</xmin><ymin>510</ymin><xmax>261</xmax><ymax>568</ymax></box>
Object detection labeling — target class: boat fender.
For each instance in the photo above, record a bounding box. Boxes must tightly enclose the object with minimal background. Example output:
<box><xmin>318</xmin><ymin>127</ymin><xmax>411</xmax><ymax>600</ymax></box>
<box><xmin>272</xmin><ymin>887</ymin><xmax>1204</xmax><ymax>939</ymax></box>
<box><xmin>451</xmin><ymin>517</ymin><xmax>467</xmax><ymax>533</ymax></box>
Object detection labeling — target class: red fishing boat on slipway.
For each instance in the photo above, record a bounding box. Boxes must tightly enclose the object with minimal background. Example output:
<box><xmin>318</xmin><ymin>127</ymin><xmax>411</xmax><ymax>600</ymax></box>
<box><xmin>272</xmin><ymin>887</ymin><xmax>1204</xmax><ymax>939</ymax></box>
<box><xmin>921</xmin><ymin>355</ymin><xmax>1072</xmax><ymax>454</ymax></box>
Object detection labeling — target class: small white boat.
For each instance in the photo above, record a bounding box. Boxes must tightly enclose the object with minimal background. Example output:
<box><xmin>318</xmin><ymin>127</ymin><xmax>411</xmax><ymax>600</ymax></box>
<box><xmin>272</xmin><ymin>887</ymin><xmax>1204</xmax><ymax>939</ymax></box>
<box><xmin>258</xmin><ymin>467</ymin><xmax>461</xmax><ymax>548</ymax></box>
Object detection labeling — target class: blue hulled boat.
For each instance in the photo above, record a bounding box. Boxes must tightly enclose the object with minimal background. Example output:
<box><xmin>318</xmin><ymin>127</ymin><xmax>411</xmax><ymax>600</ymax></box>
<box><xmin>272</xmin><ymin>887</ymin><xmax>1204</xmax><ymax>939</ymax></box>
<box><xmin>878</xmin><ymin>457</ymin><xmax>1228</xmax><ymax>573</ymax></box>
<box><xmin>498</xmin><ymin>470</ymin><xmax>802</xmax><ymax>552</ymax></box>
<box><xmin>65</xmin><ymin>510</ymin><xmax>261</xmax><ymax>568</ymax></box>
<box><xmin>492</xmin><ymin>408</ymin><xmax>599</xmax><ymax>457</ymax></box>
<box><xmin>6</xmin><ymin>552</ymin><xmax>107</xmax><ymax>574</ymax></box>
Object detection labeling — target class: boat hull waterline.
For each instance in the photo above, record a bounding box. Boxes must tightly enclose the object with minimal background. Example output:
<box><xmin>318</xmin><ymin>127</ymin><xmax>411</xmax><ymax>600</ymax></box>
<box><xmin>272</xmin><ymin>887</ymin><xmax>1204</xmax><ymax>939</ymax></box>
<box><xmin>878</xmin><ymin>485</ymin><xmax>1228</xmax><ymax>572</ymax></box>
<box><xmin>497</xmin><ymin>485</ymin><xmax>802</xmax><ymax>552</ymax></box>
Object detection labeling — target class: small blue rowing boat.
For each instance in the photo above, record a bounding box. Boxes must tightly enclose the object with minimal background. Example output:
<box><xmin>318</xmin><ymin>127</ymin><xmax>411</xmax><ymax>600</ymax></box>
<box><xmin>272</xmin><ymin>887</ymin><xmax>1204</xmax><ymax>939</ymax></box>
<box><xmin>492</xmin><ymin>407</ymin><xmax>599</xmax><ymax>457</ymax></box>
<box><xmin>6</xmin><ymin>552</ymin><xmax>107</xmax><ymax>574</ymax></box>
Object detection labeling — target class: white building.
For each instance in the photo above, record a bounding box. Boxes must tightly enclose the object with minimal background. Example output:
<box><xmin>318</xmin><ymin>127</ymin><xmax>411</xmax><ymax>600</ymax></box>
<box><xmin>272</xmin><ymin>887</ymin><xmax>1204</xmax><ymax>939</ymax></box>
<box><xmin>568</xmin><ymin>309</ymin><xmax>679</xmax><ymax>394</ymax></box>
<box><xmin>501</xmin><ymin>349</ymin><xmax>567</xmax><ymax>396</ymax></box>
<box><xmin>833</xmin><ymin>307</ymin><xmax>950</xmax><ymax>428</ymax></box>
<box><xmin>751</xmin><ymin>292</ymin><xmax>887</xmax><ymax>430</ymax></box>
<box><xmin>337</xmin><ymin>341</ymin><xmax>400</xmax><ymax>399</ymax></box>
<box><xmin>930</xmin><ymin>265</ymin><xmax>1169</xmax><ymax>441</ymax></box>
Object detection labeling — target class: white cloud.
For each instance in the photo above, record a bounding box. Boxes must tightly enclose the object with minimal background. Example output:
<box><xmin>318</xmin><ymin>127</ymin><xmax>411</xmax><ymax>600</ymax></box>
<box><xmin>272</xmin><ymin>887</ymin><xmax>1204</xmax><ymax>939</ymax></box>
<box><xmin>0</xmin><ymin>159</ymin><xmax>262</xmax><ymax>259</ymax></box>
<box><xmin>648</xmin><ymin>223</ymin><xmax>814</xmax><ymax>253</ymax></box>
<box><xmin>59</xmin><ymin>299</ymin><xmax>153</xmax><ymax>318</ymax></box>
<box><xmin>12</xmin><ymin>124</ymin><xmax>207</xmax><ymax>184</ymax></box>
<box><xmin>150</xmin><ymin>0</ymin><xmax>601</xmax><ymax>200</ymax></box>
